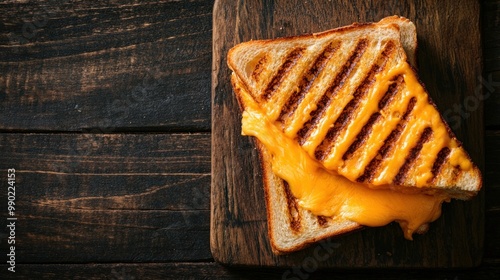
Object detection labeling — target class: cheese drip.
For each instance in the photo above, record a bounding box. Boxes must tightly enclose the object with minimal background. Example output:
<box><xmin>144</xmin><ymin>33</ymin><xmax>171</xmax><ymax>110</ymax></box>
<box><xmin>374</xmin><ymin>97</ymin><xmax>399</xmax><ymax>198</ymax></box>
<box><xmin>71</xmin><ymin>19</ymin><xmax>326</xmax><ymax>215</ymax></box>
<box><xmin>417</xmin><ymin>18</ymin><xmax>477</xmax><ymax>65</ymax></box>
<box><xmin>237</xmin><ymin>60</ymin><xmax>461</xmax><ymax>238</ymax></box>
<box><xmin>242</xmin><ymin>107</ymin><xmax>448</xmax><ymax>239</ymax></box>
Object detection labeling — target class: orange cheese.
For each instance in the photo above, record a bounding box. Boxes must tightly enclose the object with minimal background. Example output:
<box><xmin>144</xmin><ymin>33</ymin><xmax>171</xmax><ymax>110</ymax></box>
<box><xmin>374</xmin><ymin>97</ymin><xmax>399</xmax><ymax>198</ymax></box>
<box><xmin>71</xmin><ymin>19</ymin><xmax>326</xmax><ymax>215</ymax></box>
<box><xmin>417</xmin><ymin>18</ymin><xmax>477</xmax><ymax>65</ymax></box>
<box><xmin>238</xmin><ymin>60</ymin><xmax>470</xmax><ymax>239</ymax></box>
<box><xmin>322</xmin><ymin>61</ymin><xmax>471</xmax><ymax>187</ymax></box>
<box><xmin>242</xmin><ymin>107</ymin><xmax>447</xmax><ymax>239</ymax></box>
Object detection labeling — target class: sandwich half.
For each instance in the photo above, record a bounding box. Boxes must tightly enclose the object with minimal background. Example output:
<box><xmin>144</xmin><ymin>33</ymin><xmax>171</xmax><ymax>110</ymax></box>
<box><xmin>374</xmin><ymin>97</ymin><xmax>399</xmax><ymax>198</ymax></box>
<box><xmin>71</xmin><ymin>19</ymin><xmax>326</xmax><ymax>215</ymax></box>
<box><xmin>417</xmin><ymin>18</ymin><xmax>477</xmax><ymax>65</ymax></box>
<box><xmin>227</xmin><ymin>16</ymin><xmax>482</xmax><ymax>254</ymax></box>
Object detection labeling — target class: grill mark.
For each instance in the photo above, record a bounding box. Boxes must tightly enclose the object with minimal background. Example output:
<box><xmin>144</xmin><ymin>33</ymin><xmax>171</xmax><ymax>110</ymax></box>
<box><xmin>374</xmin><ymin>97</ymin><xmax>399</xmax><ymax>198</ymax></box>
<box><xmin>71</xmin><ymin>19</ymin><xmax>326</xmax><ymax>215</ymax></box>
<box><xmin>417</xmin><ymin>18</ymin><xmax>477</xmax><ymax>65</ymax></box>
<box><xmin>357</xmin><ymin>96</ymin><xmax>417</xmax><ymax>183</ymax></box>
<box><xmin>430</xmin><ymin>147</ymin><xmax>451</xmax><ymax>181</ymax></box>
<box><xmin>317</xmin><ymin>216</ymin><xmax>328</xmax><ymax>227</ymax></box>
<box><xmin>452</xmin><ymin>166</ymin><xmax>462</xmax><ymax>181</ymax></box>
<box><xmin>297</xmin><ymin>39</ymin><xmax>368</xmax><ymax>145</ymax></box>
<box><xmin>232</xmin><ymin>76</ymin><xmax>260</xmax><ymax>107</ymax></box>
<box><xmin>378</xmin><ymin>75</ymin><xmax>404</xmax><ymax>110</ymax></box>
<box><xmin>251</xmin><ymin>56</ymin><xmax>267</xmax><ymax>82</ymax></box>
<box><xmin>342</xmin><ymin>75</ymin><xmax>404</xmax><ymax>161</ymax></box>
<box><xmin>263</xmin><ymin>48</ymin><xmax>304</xmax><ymax>100</ymax></box>
<box><xmin>342</xmin><ymin>112</ymin><xmax>381</xmax><ymax>160</ymax></box>
<box><xmin>283</xmin><ymin>181</ymin><xmax>301</xmax><ymax>232</ymax></box>
<box><xmin>393</xmin><ymin>127</ymin><xmax>433</xmax><ymax>185</ymax></box>
<box><xmin>278</xmin><ymin>43</ymin><xmax>339</xmax><ymax>123</ymax></box>
<box><xmin>315</xmin><ymin>41</ymin><xmax>396</xmax><ymax>161</ymax></box>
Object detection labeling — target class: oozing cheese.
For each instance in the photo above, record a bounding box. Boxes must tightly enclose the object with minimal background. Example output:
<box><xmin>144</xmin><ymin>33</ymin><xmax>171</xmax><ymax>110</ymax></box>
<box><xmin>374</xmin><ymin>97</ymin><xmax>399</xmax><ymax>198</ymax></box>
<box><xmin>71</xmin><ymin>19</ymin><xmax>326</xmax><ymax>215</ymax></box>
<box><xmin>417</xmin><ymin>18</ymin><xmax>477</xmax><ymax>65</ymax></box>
<box><xmin>239</xmin><ymin>60</ymin><xmax>470</xmax><ymax>239</ymax></box>
<box><xmin>242</xmin><ymin>107</ymin><xmax>447</xmax><ymax>239</ymax></box>
<box><xmin>360</xmin><ymin>62</ymin><xmax>471</xmax><ymax>187</ymax></box>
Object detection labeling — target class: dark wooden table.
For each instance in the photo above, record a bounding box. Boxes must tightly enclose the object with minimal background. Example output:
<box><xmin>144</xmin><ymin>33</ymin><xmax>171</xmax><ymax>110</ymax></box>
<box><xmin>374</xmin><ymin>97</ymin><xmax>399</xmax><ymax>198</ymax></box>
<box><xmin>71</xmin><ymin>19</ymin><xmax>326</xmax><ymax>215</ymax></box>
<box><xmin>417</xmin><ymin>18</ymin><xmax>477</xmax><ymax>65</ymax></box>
<box><xmin>0</xmin><ymin>0</ymin><xmax>499</xmax><ymax>278</ymax></box>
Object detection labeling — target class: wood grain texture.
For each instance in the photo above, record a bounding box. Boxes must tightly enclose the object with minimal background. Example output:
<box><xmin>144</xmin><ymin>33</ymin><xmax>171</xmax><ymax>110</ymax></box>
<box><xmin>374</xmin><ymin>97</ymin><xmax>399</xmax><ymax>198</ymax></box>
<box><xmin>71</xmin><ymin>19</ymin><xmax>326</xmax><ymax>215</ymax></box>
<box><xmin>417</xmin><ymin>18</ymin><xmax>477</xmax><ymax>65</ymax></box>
<box><xmin>483</xmin><ymin>0</ymin><xmax>500</xmax><ymax>127</ymax></box>
<box><xmin>2</xmin><ymin>260</ymin><xmax>500</xmax><ymax>280</ymax></box>
<box><xmin>0</xmin><ymin>132</ymin><xmax>495</xmax><ymax>268</ymax></box>
<box><xmin>212</xmin><ymin>0</ymin><xmax>484</xmax><ymax>267</ymax></box>
<box><xmin>485</xmin><ymin>131</ymin><xmax>500</xmax><ymax>192</ymax></box>
<box><xmin>0</xmin><ymin>0</ymin><xmax>498</xmax><ymax>278</ymax></box>
<box><xmin>0</xmin><ymin>133</ymin><xmax>212</xmax><ymax>262</ymax></box>
<box><xmin>0</xmin><ymin>131</ymin><xmax>496</xmax><ymax>266</ymax></box>
<box><xmin>483</xmin><ymin>0</ymin><xmax>500</xmax><ymax>72</ymax></box>
<box><xmin>0</xmin><ymin>0</ymin><xmax>212</xmax><ymax>132</ymax></box>
<box><xmin>485</xmin><ymin>131</ymin><xmax>500</xmax><ymax>259</ymax></box>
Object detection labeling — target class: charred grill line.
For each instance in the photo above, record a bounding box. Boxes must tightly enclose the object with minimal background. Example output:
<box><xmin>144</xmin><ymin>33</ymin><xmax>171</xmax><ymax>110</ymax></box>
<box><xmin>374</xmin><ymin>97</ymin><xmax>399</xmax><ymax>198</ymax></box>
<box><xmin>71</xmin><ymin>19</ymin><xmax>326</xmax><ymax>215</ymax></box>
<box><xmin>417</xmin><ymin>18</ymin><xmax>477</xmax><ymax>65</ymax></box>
<box><xmin>357</xmin><ymin>96</ymin><xmax>417</xmax><ymax>183</ymax></box>
<box><xmin>378</xmin><ymin>75</ymin><xmax>404</xmax><ymax>110</ymax></box>
<box><xmin>430</xmin><ymin>147</ymin><xmax>451</xmax><ymax>181</ymax></box>
<box><xmin>315</xmin><ymin>42</ymin><xmax>396</xmax><ymax>161</ymax></box>
<box><xmin>278</xmin><ymin>43</ymin><xmax>339</xmax><ymax>123</ymax></box>
<box><xmin>317</xmin><ymin>216</ymin><xmax>328</xmax><ymax>227</ymax></box>
<box><xmin>342</xmin><ymin>113</ymin><xmax>382</xmax><ymax>160</ymax></box>
<box><xmin>252</xmin><ymin>56</ymin><xmax>268</xmax><ymax>82</ymax></box>
<box><xmin>297</xmin><ymin>39</ymin><xmax>368</xmax><ymax>145</ymax></box>
<box><xmin>393</xmin><ymin>127</ymin><xmax>433</xmax><ymax>185</ymax></box>
<box><xmin>342</xmin><ymin>75</ymin><xmax>405</xmax><ymax>161</ymax></box>
<box><xmin>263</xmin><ymin>48</ymin><xmax>304</xmax><ymax>100</ymax></box>
<box><xmin>283</xmin><ymin>181</ymin><xmax>301</xmax><ymax>232</ymax></box>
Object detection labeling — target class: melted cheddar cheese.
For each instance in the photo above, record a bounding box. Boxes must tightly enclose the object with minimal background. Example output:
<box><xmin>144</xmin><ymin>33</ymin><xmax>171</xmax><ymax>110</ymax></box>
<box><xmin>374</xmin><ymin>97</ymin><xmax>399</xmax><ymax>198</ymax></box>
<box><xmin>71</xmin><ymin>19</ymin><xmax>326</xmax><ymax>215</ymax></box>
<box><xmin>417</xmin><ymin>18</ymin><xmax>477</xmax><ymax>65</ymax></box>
<box><xmin>239</xmin><ymin>60</ymin><xmax>470</xmax><ymax>239</ymax></box>
<box><xmin>243</xmin><ymin>107</ymin><xmax>446</xmax><ymax>239</ymax></box>
<box><xmin>362</xmin><ymin>63</ymin><xmax>471</xmax><ymax>187</ymax></box>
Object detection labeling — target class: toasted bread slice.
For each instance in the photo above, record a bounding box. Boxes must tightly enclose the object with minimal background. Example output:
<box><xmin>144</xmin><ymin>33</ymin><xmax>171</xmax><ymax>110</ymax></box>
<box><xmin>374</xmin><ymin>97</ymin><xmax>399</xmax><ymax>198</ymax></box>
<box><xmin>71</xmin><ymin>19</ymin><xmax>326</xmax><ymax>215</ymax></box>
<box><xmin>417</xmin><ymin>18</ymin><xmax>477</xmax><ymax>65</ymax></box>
<box><xmin>232</xmin><ymin>77</ymin><xmax>361</xmax><ymax>254</ymax></box>
<box><xmin>228</xmin><ymin>16</ymin><xmax>482</xmax><ymax>253</ymax></box>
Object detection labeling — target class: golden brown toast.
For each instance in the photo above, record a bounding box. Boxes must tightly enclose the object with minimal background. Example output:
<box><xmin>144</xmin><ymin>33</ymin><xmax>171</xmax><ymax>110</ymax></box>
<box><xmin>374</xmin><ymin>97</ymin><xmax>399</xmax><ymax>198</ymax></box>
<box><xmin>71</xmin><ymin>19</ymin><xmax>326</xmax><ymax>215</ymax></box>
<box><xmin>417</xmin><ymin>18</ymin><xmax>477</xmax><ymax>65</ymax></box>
<box><xmin>228</xmin><ymin>16</ymin><xmax>482</xmax><ymax>253</ymax></box>
<box><xmin>232</xmin><ymin>78</ymin><xmax>361</xmax><ymax>254</ymax></box>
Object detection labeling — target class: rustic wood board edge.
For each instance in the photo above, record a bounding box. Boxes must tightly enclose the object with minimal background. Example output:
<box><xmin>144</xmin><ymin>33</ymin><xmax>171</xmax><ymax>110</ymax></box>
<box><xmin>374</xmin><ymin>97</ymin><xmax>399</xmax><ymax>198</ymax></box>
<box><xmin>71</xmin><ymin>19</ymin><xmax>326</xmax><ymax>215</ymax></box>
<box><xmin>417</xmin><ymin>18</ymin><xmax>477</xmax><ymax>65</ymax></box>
<box><xmin>211</xmin><ymin>0</ymin><xmax>484</xmax><ymax>268</ymax></box>
<box><xmin>2</xmin><ymin>260</ymin><xmax>500</xmax><ymax>279</ymax></box>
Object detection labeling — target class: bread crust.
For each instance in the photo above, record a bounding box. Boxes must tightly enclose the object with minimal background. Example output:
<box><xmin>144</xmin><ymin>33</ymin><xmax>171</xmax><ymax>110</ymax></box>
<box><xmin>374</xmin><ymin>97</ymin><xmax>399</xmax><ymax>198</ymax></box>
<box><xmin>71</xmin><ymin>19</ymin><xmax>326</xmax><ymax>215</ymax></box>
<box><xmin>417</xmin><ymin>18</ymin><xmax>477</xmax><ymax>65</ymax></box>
<box><xmin>232</xmin><ymin>74</ymin><xmax>362</xmax><ymax>253</ymax></box>
<box><xmin>228</xmin><ymin>16</ymin><xmax>482</xmax><ymax>254</ymax></box>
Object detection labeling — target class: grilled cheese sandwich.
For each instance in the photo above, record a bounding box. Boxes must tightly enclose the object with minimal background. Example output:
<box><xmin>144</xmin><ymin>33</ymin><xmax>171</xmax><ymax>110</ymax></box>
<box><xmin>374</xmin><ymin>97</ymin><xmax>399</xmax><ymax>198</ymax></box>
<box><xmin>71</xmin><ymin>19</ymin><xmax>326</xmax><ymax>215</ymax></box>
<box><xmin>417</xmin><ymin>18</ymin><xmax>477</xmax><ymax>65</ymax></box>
<box><xmin>228</xmin><ymin>16</ymin><xmax>482</xmax><ymax>253</ymax></box>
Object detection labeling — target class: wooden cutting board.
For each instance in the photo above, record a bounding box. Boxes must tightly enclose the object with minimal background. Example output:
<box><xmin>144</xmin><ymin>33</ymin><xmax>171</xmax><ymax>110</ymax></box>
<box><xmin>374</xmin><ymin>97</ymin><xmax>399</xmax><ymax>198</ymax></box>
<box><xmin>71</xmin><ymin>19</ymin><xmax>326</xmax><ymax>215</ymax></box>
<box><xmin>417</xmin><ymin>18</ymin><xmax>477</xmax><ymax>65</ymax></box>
<box><xmin>211</xmin><ymin>0</ymin><xmax>484</xmax><ymax>268</ymax></box>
